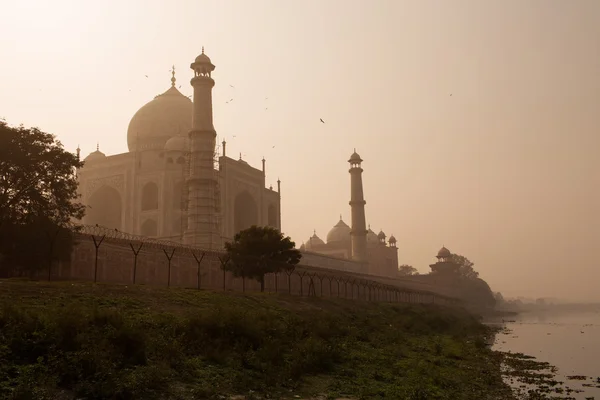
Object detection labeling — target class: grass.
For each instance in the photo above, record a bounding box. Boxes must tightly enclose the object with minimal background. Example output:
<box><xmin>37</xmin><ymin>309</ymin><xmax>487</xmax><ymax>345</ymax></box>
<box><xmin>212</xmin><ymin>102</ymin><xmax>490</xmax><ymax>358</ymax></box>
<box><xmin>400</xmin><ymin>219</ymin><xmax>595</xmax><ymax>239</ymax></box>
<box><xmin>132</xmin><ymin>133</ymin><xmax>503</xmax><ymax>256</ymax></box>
<box><xmin>0</xmin><ymin>279</ymin><xmax>513</xmax><ymax>399</ymax></box>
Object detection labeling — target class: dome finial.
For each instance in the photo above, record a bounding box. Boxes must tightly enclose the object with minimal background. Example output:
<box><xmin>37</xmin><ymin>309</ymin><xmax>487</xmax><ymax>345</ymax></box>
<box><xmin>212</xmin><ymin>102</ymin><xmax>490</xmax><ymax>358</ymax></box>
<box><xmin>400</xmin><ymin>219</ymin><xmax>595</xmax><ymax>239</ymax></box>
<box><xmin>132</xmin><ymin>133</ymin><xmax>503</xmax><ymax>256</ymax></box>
<box><xmin>339</xmin><ymin>214</ymin><xmax>342</xmax><ymax>220</ymax></box>
<box><xmin>96</xmin><ymin>142</ymin><xmax>99</xmax><ymax>151</ymax></box>
<box><xmin>202</xmin><ymin>46</ymin><xmax>205</xmax><ymax>54</ymax></box>
<box><xmin>171</xmin><ymin>65</ymin><xmax>176</xmax><ymax>87</ymax></box>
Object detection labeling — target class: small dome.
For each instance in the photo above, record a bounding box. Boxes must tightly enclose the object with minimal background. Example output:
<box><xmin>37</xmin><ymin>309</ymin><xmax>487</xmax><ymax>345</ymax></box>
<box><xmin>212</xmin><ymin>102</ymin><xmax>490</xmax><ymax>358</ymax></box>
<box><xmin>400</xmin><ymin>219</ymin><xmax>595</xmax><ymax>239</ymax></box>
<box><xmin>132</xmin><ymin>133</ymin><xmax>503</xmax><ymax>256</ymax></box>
<box><xmin>195</xmin><ymin>52</ymin><xmax>212</xmax><ymax>64</ymax></box>
<box><xmin>367</xmin><ymin>227</ymin><xmax>378</xmax><ymax>243</ymax></box>
<box><xmin>388</xmin><ymin>235</ymin><xmax>397</xmax><ymax>244</ymax></box>
<box><xmin>304</xmin><ymin>232</ymin><xmax>325</xmax><ymax>250</ymax></box>
<box><xmin>84</xmin><ymin>149</ymin><xmax>106</xmax><ymax>163</ymax></box>
<box><xmin>164</xmin><ymin>134</ymin><xmax>187</xmax><ymax>152</ymax></box>
<box><xmin>377</xmin><ymin>230</ymin><xmax>386</xmax><ymax>240</ymax></box>
<box><xmin>326</xmin><ymin>217</ymin><xmax>351</xmax><ymax>243</ymax></box>
<box><xmin>348</xmin><ymin>149</ymin><xmax>362</xmax><ymax>163</ymax></box>
<box><xmin>437</xmin><ymin>246</ymin><xmax>452</xmax><ymax>258</ymax></box>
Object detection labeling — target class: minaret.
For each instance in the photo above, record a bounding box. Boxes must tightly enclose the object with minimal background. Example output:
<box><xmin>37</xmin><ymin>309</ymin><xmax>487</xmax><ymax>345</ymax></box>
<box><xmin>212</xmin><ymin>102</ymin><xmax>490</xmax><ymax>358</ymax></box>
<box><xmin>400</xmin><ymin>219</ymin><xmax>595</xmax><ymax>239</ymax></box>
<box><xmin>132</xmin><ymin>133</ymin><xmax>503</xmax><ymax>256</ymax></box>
<box><xmin>348</xmin><ymin>149</ymin><xmax>368</xmax><ymax>262</ymax></box>
<box><xmin>184</xmin><ymin>48</ymin><xmax>220</xmax><ymax>248</ymax></box>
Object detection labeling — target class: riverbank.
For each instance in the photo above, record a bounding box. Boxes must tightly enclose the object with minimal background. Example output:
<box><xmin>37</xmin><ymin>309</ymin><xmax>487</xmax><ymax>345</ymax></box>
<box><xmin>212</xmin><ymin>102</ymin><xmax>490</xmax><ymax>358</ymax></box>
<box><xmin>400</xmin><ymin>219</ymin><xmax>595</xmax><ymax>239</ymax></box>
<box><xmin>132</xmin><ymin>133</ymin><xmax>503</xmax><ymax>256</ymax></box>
<box><xmin>0</xmin><ymin>280</ymin><xmax>513</xmax><ymax>399</ymax></box>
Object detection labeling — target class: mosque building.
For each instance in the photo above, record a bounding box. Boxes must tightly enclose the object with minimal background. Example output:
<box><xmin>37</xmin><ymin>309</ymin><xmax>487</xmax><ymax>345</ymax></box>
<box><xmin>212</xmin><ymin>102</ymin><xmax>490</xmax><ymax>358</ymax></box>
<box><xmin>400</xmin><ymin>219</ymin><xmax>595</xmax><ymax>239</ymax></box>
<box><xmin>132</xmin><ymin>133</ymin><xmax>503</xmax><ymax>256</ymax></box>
<box><xmin>299</xmin><ymin>150</ymin><xmax>400</xmax><ymax>278</ymax></box>
<box><xmin>75</xmin><ymin>48</ymin><xmax>398</xmax><ymax>278</ymax></box>
<box><xmin>76</xmin><ymin>49</ymin><xmax>280</xmax><ymax>250</ymax></box>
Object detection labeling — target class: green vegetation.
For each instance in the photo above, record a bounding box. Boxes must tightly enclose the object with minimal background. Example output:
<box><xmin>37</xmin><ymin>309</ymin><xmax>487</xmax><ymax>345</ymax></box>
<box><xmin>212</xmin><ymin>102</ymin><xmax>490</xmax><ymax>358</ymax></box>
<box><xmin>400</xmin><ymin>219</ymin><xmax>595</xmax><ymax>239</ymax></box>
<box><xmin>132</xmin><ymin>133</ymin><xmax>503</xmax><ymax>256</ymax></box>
<box><xmin>0</xmin><ymin>120</ymin><xmax>83</xmax><ymax>277</ymax></box>
<box><xmin>0</xmin><ymin>280</ymin><xmax>512</xmax><ymax>400</ymax></box>
<box><xmin>223</xmin><ymin>225</ymin><xmax>301</xmax><ymax>292</ymax></box>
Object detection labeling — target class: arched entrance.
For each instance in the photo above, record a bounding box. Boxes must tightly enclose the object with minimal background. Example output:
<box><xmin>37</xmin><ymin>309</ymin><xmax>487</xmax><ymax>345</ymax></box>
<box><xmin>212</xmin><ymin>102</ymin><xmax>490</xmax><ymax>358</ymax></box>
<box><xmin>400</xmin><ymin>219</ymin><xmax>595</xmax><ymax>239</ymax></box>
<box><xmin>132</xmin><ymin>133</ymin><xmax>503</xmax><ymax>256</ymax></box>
<box><xmin>268</xmin><ymin>204</ymin><xmax>277</xmax><ymax>228</ymax></box>
<box><xmin>234</xmin><ymin>191</ymin><xmax>258</xmax><ymax>234</ymax></box>
<box><xmin>85</xmin><ymin>185</ymin><xmax>122</xmax><ymax>230</ymax></box>
<box><xmin>141</xmin><ymin>182</ymin><xmax>159</xmax><ymax>211</ymax></box>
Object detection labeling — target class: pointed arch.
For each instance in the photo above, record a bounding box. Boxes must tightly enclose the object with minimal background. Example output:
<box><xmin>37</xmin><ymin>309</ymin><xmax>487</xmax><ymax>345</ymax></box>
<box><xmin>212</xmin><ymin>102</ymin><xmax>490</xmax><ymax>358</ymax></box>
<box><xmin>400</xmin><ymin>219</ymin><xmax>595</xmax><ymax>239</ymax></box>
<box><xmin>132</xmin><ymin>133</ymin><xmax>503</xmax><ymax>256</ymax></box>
<box><xmin>141</xmin><ymin>182</ymin><xmax>159</xmax><ymax>211</ymax></box>
<box><xmin>85</xmin><ymin>185</ymin><xmax>122</xmax><ymax>230</ymax></box>
<box><xmin>234</xmin><ymin>191</ymin><xmax>258</xmax><ymax>234</ymax></box>
<box><xmin>268</xmin><ymin>204</ymin><xmax>277</xmax><ymax>228</ymax></box>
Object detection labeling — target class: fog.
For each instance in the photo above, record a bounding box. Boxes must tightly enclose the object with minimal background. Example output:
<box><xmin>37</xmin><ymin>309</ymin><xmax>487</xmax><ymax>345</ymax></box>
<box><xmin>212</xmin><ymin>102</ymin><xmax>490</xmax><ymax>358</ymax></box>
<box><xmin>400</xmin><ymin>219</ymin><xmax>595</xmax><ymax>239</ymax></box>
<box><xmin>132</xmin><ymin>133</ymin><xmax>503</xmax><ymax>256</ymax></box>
<box><xmin>1</xmin><ymin>0</ymin><xmax>598</xmax><ymax>301</ymax></box>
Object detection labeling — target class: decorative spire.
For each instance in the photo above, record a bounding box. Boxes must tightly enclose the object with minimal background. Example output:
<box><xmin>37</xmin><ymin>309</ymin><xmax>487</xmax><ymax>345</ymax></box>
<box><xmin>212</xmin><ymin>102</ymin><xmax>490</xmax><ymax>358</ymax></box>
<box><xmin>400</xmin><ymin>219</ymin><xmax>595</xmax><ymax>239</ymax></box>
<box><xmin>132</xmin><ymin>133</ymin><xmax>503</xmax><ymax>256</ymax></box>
<box><xmin>239</xmin><ymin>152</ymin><xmax>242</xmax><ymax>160</ymax></box>
<box><xmin>313</xmin><ymin>229</ymin><xmax>316</xmax><ymax>235</ymax></box>
<box><xmin>202</xmin><ymin>46</ymin><xmax>205</xmax><ymax>54</ymax></box>
<box><xmin>171</xmin><ymin>65</ymin><xmax>176</xmax><ymax>87</ymax></box>
<box><xmin>96</xmin><ymin>142</ymin><xmax>99</xmax><ymax>151</ymax></box>
<box><xmin>340</xmin><ymin>214</ymin><xmax>342</xmax><ymax>220</ymax></box>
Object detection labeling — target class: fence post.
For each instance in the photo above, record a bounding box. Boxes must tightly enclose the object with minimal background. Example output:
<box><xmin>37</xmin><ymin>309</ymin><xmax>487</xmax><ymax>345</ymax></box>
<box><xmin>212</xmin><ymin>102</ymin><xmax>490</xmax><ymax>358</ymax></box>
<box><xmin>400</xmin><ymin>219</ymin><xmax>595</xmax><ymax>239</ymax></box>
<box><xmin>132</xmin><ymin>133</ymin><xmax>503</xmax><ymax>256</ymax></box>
<box><xmin>129</xmin><ymin>242</ymin><xmax>144</xmax><ymax>284</ymax></box>
<box><xmin>298</xmin><ymin>271</ymin><xmax>305</xmax><ymax>296</ymax></box>
<box><xmin>218</xmin><ymin>255</ymin><xmax>229</xmax><ymax>291</ymax></box>
<box><xmin>286</xmin><ymin>270</ymin><xmax>293</xmax><ymax>294</ymax></box>
<box><xmin>192</xmin><ymin>252</ymin><xmax>205</xmax><ymax>290</ymax></box>
<box><xmin>163</xmin><ymin>248</ymin><xmax>176</xmax><ymax>287</ymax></box>
<box><xmin>317</xmin><ymin>274</ymin><xmax>324</xmax><ymax>297</ymax></box>
<box><xmin>92</xmin><ymin>235</ymin><xmax>105</xmax><ymax>283</ymax></box>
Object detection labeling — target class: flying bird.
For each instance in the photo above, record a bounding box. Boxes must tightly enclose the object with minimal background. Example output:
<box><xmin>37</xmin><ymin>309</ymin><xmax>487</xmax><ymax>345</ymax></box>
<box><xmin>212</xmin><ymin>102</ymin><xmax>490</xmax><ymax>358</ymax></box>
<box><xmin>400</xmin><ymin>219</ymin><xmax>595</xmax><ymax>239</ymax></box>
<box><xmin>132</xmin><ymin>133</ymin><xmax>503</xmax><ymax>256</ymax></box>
<box><xmin>450</xmin><ymin>94</ymin><xmax>452</xmax><ymax>96</ymax></box>
<box><xmin>320</xmin><ymin>118</ymin><xmax>325</xmax><ymax>124</ymax></box>
<box><xmin>229</xmin><ymin>85</ymin><xmax>235</xmax><ymax>88</ymax></box>
<box><xmin>145</xmin><ymin>75</ymin><xmax>148</xmax><ymax>78</ymax></box>
<box><xmin>272</xmin><ymin>145</ymin><xmax>275</xmax><ymax>148</ymax></box>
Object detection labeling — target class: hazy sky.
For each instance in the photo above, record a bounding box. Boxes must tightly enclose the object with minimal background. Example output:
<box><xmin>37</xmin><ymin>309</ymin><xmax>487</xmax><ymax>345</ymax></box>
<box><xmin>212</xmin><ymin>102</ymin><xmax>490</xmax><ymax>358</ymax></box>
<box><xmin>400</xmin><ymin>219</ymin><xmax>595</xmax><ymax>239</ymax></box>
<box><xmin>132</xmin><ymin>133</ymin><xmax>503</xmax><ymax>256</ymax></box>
<box><xmin>1</xmin><ymin>0</ymin><xmax>599</xmax><ymax>301</ymax></box>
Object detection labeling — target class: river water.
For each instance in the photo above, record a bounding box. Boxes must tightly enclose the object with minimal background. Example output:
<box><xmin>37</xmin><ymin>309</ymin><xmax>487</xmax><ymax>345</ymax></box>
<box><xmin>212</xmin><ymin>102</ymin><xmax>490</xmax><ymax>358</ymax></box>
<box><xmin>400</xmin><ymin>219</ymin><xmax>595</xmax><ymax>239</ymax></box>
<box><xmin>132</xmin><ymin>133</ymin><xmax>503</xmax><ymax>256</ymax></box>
<box><xmin>491</xmin><ymin>309</ymin><xmax>600</xmax><ymax>399</ymax></box>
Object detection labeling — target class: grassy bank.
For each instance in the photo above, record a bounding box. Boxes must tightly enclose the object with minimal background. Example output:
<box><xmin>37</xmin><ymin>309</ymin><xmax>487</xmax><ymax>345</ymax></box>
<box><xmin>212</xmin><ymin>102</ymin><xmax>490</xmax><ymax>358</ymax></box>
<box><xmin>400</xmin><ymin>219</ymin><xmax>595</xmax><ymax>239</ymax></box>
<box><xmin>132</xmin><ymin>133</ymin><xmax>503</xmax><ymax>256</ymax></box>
<box><xmin>0</xmin><ymin>280</ymin><xmax>512</xmax><ymax>400</ymax></box>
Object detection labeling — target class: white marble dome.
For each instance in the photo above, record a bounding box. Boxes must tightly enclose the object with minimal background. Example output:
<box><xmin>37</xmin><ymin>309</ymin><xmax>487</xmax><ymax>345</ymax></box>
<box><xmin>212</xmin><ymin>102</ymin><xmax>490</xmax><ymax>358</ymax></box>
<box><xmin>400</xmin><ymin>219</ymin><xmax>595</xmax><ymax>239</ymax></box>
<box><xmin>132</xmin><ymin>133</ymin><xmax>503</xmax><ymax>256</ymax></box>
<box><xmin>127</xmin><ymin>86</ymin><xmax>192</xmax><ymax>152</ymax></box>
<box><xmin>326</xmin><ymin>217</ymin><xmax>351</xmax><ymax>243</ymax></box>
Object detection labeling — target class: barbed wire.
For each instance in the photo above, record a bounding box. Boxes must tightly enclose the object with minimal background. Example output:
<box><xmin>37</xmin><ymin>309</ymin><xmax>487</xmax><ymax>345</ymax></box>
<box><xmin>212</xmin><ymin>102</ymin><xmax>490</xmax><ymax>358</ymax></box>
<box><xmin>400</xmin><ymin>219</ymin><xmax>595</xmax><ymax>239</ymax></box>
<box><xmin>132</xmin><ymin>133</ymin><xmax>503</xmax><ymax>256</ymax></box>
<box><xmin>67</xmin><ymin>224</ymin><xmax>459</xmax><ymax>303</ymax></box>
<box><xmin>75</xmin><ymin>224</ymin><xmax>222</xmax><ymax>255</ymax></box>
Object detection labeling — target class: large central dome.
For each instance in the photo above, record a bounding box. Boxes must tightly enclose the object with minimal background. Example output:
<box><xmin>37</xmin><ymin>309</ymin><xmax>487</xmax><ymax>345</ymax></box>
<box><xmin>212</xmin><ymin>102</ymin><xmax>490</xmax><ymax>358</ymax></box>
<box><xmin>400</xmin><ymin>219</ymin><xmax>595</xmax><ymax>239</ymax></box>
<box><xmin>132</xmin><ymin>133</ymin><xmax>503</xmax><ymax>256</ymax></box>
<box><xmin>127</xmin><ymin>86</ymin><xmax>193</xmax><ymax>151</ymax></box>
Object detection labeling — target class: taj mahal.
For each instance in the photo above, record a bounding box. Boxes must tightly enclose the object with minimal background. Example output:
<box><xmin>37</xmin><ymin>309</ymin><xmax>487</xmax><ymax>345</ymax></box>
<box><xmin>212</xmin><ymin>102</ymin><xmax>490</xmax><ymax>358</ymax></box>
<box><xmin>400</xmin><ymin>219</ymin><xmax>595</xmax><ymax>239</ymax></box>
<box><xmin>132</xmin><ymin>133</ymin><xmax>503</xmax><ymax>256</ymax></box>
<box><xmin>77</xmin><ymin>49</ymin><xmax>401</xmax><ymax>278</ymax></box>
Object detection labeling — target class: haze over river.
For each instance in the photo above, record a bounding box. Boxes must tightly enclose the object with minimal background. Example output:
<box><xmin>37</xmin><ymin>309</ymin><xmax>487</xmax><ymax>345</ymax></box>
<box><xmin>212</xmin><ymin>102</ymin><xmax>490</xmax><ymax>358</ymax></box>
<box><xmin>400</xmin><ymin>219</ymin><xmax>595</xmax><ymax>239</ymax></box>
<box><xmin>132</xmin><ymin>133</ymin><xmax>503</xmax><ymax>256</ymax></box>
<box><xmin>492</xmin><ymin>308</ymin><xmax>600</xmax><ymax>399</ymax></box>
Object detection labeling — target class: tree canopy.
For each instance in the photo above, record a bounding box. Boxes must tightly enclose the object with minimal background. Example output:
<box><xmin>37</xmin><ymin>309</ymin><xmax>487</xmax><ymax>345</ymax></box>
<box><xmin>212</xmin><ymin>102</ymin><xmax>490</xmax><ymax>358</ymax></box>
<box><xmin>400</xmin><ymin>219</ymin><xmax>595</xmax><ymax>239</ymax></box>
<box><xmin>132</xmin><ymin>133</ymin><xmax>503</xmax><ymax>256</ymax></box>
<box><xmin>223</xmin><ymin>225</ymin><xmax>301</xmax><ymax>291</ymax></box>
<box><xmin>398</xmin><ymin>264</ymin><xmax>419</xmax><ymax>276</ymax></box>
<box><xmin>449</xmin><ymin>253</ymin><xmax>479</xmax><ymax>280</ymax></box>
<box><xmin>0</xmin><ymin>120</ymin><xmax>83</xmax><ymax>276</ymax></box>
<box><xmin>0</xmin><ymin>120</ymin><xmax>84</xmax><ymax>227</ymax></box>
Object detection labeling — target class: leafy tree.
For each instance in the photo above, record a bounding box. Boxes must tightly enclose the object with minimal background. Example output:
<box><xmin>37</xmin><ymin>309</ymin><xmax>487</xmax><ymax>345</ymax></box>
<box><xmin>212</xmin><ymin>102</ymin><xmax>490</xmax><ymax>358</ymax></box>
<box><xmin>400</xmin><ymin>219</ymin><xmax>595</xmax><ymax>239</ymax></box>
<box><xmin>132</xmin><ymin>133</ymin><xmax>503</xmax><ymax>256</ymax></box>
<box><xmin>449</xmin><ymin>253</ymin><xmax>479</xmax><ymax>280</ymax></box>
<box><xmin>398</xmin><ymin>264</ymin><xmax>419</xmax><ymax>276</ymax></box>
<box><xmin>0</xmin><ymin>120</ymin><xmax>84</xmax><ymax>276</ymax></box>
<box><xmin>223</xmin><ymin>225</ymin><xmax>301</xmax><ymax>292</ymax></box>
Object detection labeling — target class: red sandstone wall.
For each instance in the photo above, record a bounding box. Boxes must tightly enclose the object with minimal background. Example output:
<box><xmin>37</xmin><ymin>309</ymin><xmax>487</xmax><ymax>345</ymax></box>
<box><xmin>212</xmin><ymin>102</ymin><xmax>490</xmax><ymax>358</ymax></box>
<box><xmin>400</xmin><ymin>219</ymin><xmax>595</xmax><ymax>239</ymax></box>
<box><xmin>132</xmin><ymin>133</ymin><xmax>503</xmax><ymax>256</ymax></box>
<box><xmin>45</xmin><ymin>234</ymin><xmax>457</xmax><ymax>306</ymax></box>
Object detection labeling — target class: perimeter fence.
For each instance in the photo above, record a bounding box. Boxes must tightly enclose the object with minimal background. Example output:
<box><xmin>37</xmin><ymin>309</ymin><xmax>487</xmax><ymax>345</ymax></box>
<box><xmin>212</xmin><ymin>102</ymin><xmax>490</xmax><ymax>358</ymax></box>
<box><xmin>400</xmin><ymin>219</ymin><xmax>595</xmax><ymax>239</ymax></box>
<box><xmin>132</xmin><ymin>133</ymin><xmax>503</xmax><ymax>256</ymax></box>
<box><xmin>1</xmin><ymin>225</ymin><xmax>459</xmax><ymax>307</ymax></box>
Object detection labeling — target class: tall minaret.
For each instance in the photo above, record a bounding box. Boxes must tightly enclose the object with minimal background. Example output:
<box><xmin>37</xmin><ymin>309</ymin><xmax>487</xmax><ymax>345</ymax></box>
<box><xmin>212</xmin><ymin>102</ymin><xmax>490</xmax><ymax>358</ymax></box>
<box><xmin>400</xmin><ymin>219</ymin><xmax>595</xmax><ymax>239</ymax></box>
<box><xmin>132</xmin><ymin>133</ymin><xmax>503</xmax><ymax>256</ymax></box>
<box><xmin>184</xmin><ymin>48</ymin><xmax>220</xmax><ymax>248</ymax></box>
<box><xmin>348</xmin><ymin>149</ymin><xmax>368</xmax><ymax>262</ymax></box>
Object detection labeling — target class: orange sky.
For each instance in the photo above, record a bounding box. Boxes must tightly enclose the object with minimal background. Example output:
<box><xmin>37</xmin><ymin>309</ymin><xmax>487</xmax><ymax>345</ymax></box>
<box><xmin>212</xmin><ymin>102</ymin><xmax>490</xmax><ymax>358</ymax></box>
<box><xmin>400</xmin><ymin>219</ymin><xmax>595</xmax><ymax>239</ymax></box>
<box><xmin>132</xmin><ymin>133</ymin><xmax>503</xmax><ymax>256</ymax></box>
<box><xmin>1</xmin><ymin>0</ymin><xmax>599</xmax><ymax>301</ymax></box>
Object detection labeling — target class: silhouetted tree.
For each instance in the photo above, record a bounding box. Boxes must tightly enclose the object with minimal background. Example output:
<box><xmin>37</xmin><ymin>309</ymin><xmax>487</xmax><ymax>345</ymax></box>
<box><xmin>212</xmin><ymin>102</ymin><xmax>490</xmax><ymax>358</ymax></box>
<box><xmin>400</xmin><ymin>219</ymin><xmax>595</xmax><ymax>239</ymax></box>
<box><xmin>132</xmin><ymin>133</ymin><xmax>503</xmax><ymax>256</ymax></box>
<box><xmin>223</xmin><ymin>225</ymin><xmax>301</xmax><ymax>292</ymax></box>
<box><xmin>450</xmin><ymin>253</ymin><xmax>479</xmax><ymax>280</ymax></box>
<box><xmin>0</xmin><ymin>120</ymin><xmax>84</xmax><ymax>276</ymax></box>
<box><xmin>398</xmin><ymin>264</ymin><xmax>419</xmax><ymax>276</ymax></box>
